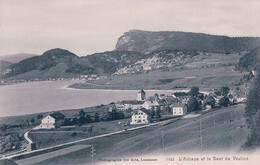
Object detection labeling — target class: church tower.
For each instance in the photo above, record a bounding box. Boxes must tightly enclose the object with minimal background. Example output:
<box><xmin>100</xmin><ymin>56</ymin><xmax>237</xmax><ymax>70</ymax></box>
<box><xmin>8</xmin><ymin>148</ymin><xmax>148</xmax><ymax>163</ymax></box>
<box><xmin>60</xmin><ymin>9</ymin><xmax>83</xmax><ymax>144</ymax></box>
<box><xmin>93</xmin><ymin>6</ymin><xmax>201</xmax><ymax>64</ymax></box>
<box><xmin>137</xmin><ymin>89</ymin><xmax>146</xmax><ymax>101</ymax></box>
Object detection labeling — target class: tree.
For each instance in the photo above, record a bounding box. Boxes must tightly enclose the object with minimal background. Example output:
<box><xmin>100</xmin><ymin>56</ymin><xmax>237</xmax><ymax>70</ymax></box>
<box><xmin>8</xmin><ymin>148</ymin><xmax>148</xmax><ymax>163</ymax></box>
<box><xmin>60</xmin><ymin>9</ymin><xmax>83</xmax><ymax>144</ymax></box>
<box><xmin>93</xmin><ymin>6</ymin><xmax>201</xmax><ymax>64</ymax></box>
<box><xmin>154</xmin><ymin>93</ymin><xmax>159</xmax><ymax>100</ymax></box>
<box><xmin>30</xmin><ymin>118</ymin><xmax>35</xmax><ymax>124</ymax></box>
<box><xmin>219</xmin><ymin>96</ymin><xmax>230</xmax><ymax>107</ymax></box>
<box><xmin>187</xmin><ymin>96</ymin><xmax>200</xmax><ymax>112</ymax></box>
<box><xmin>150</xmin><ymin>107</ymin><xmax>155</xmax><ymax>119</ymax></box>
<box><xmin>204</xmin><ymin>95</ymin><xmax>215</xmax><ymax>108</ymax></box>
<box><xmin>220</xmin><ymin>86</ymin><xmax>230</xmax><ymax>96</ymax></box>
<box><xmin>79</xmin><ymin>109</ymin><xmax>85</xmax><ymax>117</ymax></box>
<box><xmin>78</xmin><ymin>115</ymin><xmax>86</xmax><ymax>125</ymax></box>
<box><xmin>94</xmin><ymin>112</ymin><xmax>100</xmax><ymax>122</ymax></box>
<box><xmin>37</xmin><ymin>114</ymin><xmax>43</xmax><ymax>119</ymax></box>
<box><xmin>72</xmin><ymin>117</ymin><xmax>78</xmax><ymax>125</ymax></box>
<box><xmin>190</xmin><ymin>86</ymin><xmax>199</xmax><ymax>97</ymax></box>
<box><xmin>214</xmin><ymin>89</ymin><xmax>222</xmax><ymax>96</ymax></box>
<box><xmin>198</xmin><ymin>93</ymin><xmax>204</xmax><ymax>100</ymax></box>
<box><xmin>155</xmin><ymin>109</ymin><xmax>161</xmax><ymax>120</ymax></box>
<box><xmin>85</xmin><ymin>114</ymin><xmax>92</xmax><ymax>123</ymax></box>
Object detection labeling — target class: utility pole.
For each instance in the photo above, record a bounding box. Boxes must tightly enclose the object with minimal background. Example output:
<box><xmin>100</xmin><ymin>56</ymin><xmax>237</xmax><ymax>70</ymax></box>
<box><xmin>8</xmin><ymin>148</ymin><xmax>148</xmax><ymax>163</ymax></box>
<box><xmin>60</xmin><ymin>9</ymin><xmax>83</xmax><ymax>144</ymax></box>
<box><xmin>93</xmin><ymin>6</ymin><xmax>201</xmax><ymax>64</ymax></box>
<box><xmin>213</xmin><ymin>111</ymin><xmax>216</xmax><ymax>148</ymax></box>
<box><xmin>161</xmin><ymin>124</ymin><xmax>165</xmax><ymax>155</ymax></box>
<box><xmin>91</xmin><ymin>145</ymin><xmax>96</xmax><ymax>165</ymax></box>
<box><xmin>199</xmin><ymin>118</ymin><xmax>203</xmax><ymax>150</ymax></box>
<box><xmin>230</xmin><ymin>110</ymin><xmax>234</xmax><ymax>148</ymax></box>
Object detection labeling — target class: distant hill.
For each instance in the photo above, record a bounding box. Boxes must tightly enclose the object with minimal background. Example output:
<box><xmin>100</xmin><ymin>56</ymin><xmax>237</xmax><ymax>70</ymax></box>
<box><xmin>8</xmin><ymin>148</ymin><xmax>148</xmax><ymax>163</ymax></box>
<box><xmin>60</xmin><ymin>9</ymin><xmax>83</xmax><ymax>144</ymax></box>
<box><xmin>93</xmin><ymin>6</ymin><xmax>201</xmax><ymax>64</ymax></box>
<box><xmin>0</xmin><ymin>60</ymin><xmax>12</xmax><ymax>74</ymax></box>
<box><xmin>4</xmin><ymin>48</ymin><xmax>80</xmax><ymax>79</ymax></box>
<box><xmin>3</xmin><ymin>30</ymin><xmax>260</xmax><ymax>80</ymax></box>
<box><xmin>0</xmin><ymin>53</ymin><xmax>39</xmax><ymax>63</ymax></box>
<box><xmin>115</xmin><ymin>30</ymin><xmax>260</xmax><ymax>54</ymax></box>
<box><xmin>236</xmin><ymin>47</ymin><xmax>260</xmax><ymax>71</ymax></box>
<box><xmin>3</xmin><ymin>48</ymin><xmax>147</xmax><ymax>79</ymax></box>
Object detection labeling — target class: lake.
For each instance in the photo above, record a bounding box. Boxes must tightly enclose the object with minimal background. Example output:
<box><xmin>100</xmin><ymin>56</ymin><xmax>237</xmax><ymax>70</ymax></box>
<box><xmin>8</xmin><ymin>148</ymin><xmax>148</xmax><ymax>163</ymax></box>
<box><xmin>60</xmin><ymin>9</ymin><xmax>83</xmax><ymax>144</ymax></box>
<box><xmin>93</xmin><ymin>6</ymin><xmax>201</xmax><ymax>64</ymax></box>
<box><xmin>0</xmin><ymin>81</ymin><xmax>179</xmax><ymax>117</ymax></box>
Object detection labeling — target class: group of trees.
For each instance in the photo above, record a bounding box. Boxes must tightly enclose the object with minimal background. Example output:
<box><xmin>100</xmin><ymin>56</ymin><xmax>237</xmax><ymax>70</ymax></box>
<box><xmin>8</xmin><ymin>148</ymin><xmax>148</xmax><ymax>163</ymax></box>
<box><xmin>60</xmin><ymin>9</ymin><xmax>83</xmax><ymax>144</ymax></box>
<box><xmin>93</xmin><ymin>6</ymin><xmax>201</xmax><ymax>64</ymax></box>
<box><xmin>187</xmin><ymin>86</ymin><xmax>202</xmax><ymax>112</ymax></box>
<box><xmin>63</xmin><ymin>110</ymin><xmax>100</xmax><ymax>126</ymax></box>
<box><xmin>244</xmin><ymin>70</ymin><xmax>260</xmax><ymax>149</ymax></box>
<box><xmin>186</xmin><ymin>86</ymin><xmax>233</xmax><ymax>112</ymax></box>
<box><xmin>63</xmin><ymin>109</ymin><xmax>125</xmax><ymax>126</ymax></box>
<box><xmin>150</xmin><ymin>107</ymin><xmax>161</xmax><ymax>120</ymax></box>
<box><xmin>0</xmin><ymin>134</ymin><xmax>21</xmax><ymax>153</ymax></box>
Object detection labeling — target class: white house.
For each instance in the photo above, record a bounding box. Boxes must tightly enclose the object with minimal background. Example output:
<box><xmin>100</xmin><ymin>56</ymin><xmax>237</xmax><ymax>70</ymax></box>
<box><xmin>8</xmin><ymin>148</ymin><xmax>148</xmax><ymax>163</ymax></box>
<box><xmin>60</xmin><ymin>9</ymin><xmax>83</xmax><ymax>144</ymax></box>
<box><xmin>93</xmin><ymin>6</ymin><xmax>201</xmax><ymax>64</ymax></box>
<box><xmin>137</xmin><ymin>89</ymin><xmax>146</xmax><ymax>101</ymax></box>
<box><xmin>172</xmin><ymin>103</ymin><xmax>187</xmax><ymax>116</ymax></box>
<box><xmin>130</xmin><ymin>109</ymin><xmax>150</xmax><ymax>125</ymax></box>
<box><xmin>142</xmin><ymin>100</ymin><xmax>160</xmax><ymax>110</ymax></box>
<box><xmin>40</xmin><ymin>112</ymin><xmax>65</xmax><ymax>129</ymax></box>
<box><xmin>115</xmin><ymin>103</ymin><xmax>125</xmax><ymax>111</ymax></box>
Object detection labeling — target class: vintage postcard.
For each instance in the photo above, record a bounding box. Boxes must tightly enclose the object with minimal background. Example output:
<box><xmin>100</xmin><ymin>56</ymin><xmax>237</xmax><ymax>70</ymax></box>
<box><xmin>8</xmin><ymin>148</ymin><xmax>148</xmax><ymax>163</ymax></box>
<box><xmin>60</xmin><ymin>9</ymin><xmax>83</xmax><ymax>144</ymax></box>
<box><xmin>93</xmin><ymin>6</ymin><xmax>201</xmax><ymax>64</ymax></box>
<box><xmin>0</xmin><ymin>0</ymin><xmax>259</xmax><ymax>165</ymax></box>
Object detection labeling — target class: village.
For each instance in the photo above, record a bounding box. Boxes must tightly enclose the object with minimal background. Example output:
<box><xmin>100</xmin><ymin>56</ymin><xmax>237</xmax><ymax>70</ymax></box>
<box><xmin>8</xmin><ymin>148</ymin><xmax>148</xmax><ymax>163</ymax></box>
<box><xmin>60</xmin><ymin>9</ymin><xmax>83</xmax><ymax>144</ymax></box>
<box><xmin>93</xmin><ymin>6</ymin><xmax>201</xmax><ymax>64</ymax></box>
<box><xmin>0</xmin><ymin>84</ymin><xmax>247</xmax><ymax>159</ymax></box>
<box><xmin>39</xmin><ymin>86</ymin><xmax>245</xmax><ymax>129</ymax></box>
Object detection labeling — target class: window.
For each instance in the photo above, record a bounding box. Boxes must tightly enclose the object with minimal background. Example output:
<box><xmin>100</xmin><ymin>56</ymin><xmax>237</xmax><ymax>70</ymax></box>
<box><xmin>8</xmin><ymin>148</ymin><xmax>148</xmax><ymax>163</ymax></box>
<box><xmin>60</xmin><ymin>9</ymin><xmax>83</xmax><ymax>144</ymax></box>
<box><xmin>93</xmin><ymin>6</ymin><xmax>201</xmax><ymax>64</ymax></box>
<box><xmin>139</xmin><ymin>116</ymin><xmax>141</xmax><ymax>118</ymax></box>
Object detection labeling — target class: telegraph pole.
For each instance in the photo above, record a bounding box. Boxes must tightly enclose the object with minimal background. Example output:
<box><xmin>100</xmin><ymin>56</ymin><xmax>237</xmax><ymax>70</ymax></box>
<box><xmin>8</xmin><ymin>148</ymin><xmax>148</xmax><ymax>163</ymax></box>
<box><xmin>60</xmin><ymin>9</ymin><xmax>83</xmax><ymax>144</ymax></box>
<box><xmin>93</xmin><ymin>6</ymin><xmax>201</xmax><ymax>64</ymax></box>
<box><xmin>213</xmin><ymin>111</ymin><xmax>216</xmax><ymax>148</ymax></box>
<box><xmin>230</xmin><ymin>110</ymin><xmax>234</xmax><ymax>148</ymax></box>
<box><xmin>91</xmin><ymin>145</ymin><xmax>96</xmax><ymax>165</ymax></box>
<box><xmin>199</xmin><ymin>118</ymin><xmax>203</xmax><ymax>150</ymax></box>
<box><xmin>161</xmin><ymin>124</ymin><xmax>165</xmax><ymax>155</ymax></box>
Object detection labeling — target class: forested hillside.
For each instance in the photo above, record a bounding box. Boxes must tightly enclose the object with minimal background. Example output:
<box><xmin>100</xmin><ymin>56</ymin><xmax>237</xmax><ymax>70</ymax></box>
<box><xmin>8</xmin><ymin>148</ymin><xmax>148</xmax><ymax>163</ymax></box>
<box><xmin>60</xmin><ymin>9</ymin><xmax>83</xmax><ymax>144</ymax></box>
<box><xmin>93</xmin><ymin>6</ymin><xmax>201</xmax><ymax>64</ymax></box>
<box><xmin>244</xmin><ymin>69</ymin><xmax>260</xmax><ymax>149</ymax></box>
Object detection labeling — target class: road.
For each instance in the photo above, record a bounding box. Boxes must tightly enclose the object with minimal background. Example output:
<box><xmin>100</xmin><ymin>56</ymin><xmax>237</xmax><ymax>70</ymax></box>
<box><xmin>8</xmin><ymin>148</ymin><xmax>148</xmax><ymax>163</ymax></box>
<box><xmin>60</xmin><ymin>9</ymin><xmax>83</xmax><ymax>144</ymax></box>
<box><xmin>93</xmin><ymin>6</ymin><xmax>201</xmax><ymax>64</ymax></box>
<box><xmin>24</xmin><ymin>130</ymin><xmax>33</xmax><ymax>144</ymax></box>
<box><xmin>16</xmin><ymin>145</ymin><xmax>90</xmax><ymax>165</ymax></box>
<box><xmin>1</xmin><ymin>117</ymin><xmax>181</xmax><ymax>161</ymax></box>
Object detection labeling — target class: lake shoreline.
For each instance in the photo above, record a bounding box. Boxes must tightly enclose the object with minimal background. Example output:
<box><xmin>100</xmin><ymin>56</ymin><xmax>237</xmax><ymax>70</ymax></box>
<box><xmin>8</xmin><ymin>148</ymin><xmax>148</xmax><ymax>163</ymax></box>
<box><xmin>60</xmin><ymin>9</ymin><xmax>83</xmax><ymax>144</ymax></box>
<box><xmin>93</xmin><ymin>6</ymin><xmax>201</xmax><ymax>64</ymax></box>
<box><xmin>0</xmin><ymin>81</ymin><xmax>184</xmax><ymax>117</ymax></box>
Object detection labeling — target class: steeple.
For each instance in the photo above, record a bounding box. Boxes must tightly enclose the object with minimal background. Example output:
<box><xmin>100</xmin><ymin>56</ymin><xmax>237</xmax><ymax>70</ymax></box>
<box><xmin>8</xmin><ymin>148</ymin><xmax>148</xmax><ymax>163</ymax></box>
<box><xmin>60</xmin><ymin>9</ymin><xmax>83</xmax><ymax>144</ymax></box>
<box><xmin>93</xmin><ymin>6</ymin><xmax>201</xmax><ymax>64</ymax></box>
<box><xmin>137</xmin><ymin>88</ymin><xmax>146</xmax><ymax>101</ymax></box>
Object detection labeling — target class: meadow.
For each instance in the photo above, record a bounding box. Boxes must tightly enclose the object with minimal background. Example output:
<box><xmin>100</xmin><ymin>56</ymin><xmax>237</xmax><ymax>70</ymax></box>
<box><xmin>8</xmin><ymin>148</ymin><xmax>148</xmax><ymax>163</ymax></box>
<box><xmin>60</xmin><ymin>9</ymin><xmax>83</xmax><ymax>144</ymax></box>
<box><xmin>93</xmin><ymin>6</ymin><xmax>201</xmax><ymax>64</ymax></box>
<box><xmin>17</xmin><ymin>104</ymin><xmax>250</xmax><ymax>165</ymax></box>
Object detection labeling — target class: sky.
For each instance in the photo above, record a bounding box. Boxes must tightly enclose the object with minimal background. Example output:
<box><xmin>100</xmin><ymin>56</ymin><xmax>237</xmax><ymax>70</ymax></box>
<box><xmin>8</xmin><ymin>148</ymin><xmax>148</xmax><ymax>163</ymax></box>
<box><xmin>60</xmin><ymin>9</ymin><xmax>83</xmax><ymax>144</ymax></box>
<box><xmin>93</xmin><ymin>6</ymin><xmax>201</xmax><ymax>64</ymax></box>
<box><xmin>0</xmin><ymin>0</ymin><xmax>260</xmax><ymax>56</ymax></box>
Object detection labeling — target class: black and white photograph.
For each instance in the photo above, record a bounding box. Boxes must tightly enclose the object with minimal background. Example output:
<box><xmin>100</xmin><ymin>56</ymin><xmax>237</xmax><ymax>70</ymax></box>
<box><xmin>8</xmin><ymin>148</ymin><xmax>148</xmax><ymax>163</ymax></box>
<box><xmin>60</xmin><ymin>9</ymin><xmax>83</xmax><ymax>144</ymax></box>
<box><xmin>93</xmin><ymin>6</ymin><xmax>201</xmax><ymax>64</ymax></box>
<box><xmin>0</xmin><ymin>0</ymin><xmax>260</xmax><ymax>164</ymax></box>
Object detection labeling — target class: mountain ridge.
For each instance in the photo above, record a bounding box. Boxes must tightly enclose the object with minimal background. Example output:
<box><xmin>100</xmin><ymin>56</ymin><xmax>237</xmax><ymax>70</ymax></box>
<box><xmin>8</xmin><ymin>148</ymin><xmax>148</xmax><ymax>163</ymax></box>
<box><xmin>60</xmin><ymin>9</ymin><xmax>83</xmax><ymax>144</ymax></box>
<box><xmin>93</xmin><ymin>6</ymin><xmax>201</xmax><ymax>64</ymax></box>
<box><xmin>2</xmin><ymin>30</ymin><xmax>260</xmax><ymax>80</ymax></box>
<box><xmin>0</xmin><ymin>53</ymin><xmax>39</xmax><ymax>63</ymax></box>
<box><xmin>115</xmin><ymin>30</ymin><xmax>260</xmax><ymax>54</ymax></box>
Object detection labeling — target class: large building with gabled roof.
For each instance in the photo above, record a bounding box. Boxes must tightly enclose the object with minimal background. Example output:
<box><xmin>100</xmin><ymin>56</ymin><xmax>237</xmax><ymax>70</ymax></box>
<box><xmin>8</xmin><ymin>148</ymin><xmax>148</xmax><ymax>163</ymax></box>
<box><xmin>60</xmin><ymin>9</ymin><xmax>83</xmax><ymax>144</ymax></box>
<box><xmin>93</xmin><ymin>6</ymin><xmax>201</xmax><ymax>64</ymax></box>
<box><xmin>40</xmin><ymin>112</ymin><xmax>65</xmax><ymax>129</ymax></box>
<box><xmin>130</xmin><ymin>108</ymin><xmax>150</xmax><ymax>125</ymax></box>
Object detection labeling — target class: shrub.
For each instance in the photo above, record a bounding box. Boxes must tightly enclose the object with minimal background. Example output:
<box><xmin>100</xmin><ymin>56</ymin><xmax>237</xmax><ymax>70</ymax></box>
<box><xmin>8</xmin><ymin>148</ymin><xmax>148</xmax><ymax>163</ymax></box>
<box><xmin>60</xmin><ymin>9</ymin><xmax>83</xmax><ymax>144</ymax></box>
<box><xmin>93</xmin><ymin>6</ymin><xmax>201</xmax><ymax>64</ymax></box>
<box><xmin>70</xmin><ymin>132</ymin><xmax>77</xmax><ymax>137</ymax></box>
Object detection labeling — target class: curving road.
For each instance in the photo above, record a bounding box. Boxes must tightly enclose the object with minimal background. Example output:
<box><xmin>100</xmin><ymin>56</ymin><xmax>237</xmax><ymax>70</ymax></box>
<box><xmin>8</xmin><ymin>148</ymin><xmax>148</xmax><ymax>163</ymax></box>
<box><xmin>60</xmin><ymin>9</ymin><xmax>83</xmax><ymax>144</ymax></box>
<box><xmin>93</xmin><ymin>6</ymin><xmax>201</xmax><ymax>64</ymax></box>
<box><xmin>24</xmin><ymin>130</ymin><xmax>33</xmax><ymax>144</ymax></box>
<box><xmin>1</xmin><ymin>117</ymin><xmax>181</xmax><ymax>161</ymax></box>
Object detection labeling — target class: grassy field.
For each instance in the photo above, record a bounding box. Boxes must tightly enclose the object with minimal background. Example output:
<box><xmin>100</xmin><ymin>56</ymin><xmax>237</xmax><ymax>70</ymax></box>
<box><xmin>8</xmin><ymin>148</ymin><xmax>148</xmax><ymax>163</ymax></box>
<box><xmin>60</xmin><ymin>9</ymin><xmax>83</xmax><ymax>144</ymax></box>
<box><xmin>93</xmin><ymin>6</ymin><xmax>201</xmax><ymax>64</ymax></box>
<box><xmin>29</xmin><ymin>118</ymin><xmax>137</xmax><ymax>149</ymax></box>
<box><xmin>71</xmin><ymin>53</ymin><xmax>247</xmax><ymax>91</ymax></box>
<box><xmin>19</xmin><ymin>104</ymin><xmax>250</xmax><ymax>165</ymax></box>
<box><xmin>72</xmin><ymin>66</ymin><xmax>245</xmax><ymax>91</ymax></box>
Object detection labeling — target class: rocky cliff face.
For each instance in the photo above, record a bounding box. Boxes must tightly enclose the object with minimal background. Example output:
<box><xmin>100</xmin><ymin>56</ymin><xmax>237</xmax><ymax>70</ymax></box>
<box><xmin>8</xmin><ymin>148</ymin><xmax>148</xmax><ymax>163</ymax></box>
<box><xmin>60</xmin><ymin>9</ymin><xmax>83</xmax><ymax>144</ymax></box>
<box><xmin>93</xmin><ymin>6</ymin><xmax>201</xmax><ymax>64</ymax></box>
<box><xmin>115</xmin><ymin>30</ymin><xmax>260</xmax><ymax>54</ymax></box>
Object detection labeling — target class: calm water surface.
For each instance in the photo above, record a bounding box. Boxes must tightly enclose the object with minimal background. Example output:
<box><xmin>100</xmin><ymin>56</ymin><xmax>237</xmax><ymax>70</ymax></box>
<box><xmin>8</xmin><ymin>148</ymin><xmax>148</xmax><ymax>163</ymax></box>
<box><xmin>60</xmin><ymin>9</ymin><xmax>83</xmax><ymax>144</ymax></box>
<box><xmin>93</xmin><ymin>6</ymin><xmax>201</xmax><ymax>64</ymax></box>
<box><xmin>0</xmin><ymin>81</ymin><xmax>176</xmax><ymax>117</ymax></box>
